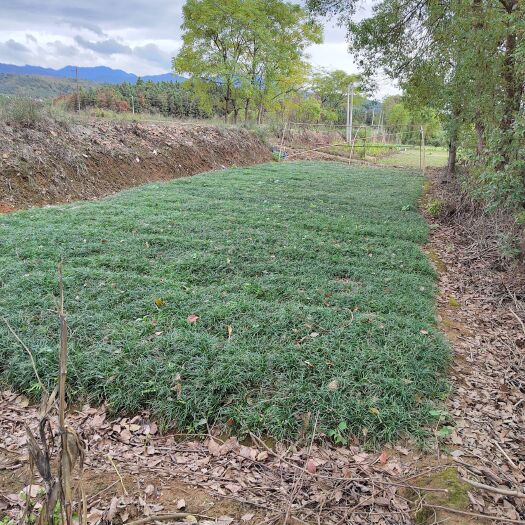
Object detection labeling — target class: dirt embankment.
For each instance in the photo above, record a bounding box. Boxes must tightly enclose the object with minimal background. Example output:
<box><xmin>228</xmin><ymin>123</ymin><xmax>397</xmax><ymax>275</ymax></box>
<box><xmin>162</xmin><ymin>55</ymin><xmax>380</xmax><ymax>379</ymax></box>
<box><xmin>0</xmin><ymin>119</ymin><xmax>271</xmax><ymax>210</ymax></box>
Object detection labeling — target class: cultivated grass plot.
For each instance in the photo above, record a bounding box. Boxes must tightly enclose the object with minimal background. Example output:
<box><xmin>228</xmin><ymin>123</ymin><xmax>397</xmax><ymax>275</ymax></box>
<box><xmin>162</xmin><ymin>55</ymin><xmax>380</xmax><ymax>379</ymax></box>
<box><xmin>0</xmin><ymin>162</ymin><xmax>448</xmax><ymax>445</ymax></box>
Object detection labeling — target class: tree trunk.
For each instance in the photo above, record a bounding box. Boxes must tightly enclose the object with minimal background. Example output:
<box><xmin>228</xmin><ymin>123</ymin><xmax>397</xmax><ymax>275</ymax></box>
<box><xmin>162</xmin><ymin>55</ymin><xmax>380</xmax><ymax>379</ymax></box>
<box><xmin>447</xmin><ymin>126</ymin><xmax>458</xmax><ymax>177</ymax></box>
<box><xmin>447</xmin><ymin>141</ymin><xmax>457</xmax><ymax>176</ymax></box>
<box><xmin>500</xmin><ymin>32</ymin><xmax>520</xmax><ymax>135</ymax></box>
<box><xmin>244</xmin><ymin>99</ymin><xmax>250</xmax><ymax>123</ymax></box>
<box><xmin>475</xmin><ymin>117</ymin><xmax>485</xmax><ymax>157</ymax></box>
<box><xmin>224</xmin><ymin>80</ymin><xmax>232</xmax><ymax>123</ymax></box>
<box><xmin>498</xmin><ymin>1</ymin><xmax>522</xmax><ymax>166</ymax></box>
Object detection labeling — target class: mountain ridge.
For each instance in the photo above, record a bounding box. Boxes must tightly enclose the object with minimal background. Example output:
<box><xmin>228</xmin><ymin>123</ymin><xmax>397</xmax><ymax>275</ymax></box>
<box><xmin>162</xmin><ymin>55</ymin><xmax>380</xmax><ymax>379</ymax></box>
<box><xmin>0</xmin><ymin>63</ymin><xmax>185</xmax><ymax>84</ymax></box>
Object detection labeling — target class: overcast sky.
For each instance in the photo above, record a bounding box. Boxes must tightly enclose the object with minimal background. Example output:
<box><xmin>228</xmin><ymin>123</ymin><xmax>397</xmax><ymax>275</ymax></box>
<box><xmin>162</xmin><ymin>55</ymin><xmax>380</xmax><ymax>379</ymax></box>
<box><xmin>0</xmin><ymin>0</ymin><xmax>398</xmax><ymax>97</ymax></box>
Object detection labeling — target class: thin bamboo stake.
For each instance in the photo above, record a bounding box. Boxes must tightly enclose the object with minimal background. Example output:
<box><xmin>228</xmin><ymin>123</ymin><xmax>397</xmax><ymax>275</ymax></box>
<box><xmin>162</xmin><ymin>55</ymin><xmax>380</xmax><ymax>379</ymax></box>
<box><xmin>58</xmin><ymin>263</ymin><xmax>73</xmax><ymax>525</ymax></box>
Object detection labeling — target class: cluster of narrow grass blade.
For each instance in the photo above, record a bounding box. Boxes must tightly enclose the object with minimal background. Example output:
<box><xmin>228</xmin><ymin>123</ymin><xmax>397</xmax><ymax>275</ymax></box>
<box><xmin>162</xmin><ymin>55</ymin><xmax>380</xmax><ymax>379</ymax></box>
<box><xmin>0</xmin><ymin>162</ymin><xmax>448</xmax><ymax>446</ymax></box>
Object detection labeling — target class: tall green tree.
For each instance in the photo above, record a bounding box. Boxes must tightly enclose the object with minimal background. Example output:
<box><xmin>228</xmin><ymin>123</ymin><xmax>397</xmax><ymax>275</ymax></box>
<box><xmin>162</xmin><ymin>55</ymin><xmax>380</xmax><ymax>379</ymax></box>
<box><xmin>307</xmin><ymin>0</ymin><xmax>524</xmax><ymax>186</ymax></box>
<box><xmin>310</xmin><ymin>69</ymin><xmax>362</xmax><ymax>124</ymax></box>
<box><xmin>174</xmin><ymin>0</ymin><xmax>321</xmax><ymax>123</ymax></box>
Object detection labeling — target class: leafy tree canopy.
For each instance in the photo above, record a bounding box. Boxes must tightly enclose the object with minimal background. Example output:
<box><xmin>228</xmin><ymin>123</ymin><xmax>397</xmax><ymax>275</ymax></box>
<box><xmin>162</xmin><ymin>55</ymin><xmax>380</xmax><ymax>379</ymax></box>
<box><xmin>174</xmin><ymin>0</ymin><xmax>322</xmax><ymax>123</ymax></box>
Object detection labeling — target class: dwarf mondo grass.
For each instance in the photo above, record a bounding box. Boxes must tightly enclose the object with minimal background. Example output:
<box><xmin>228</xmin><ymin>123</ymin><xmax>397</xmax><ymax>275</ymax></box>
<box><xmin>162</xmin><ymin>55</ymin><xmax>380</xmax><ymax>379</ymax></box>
<box><xmin>0</xmin><ymin>161</ymin><xmax>449</xmax><ymax>446</ymax></box>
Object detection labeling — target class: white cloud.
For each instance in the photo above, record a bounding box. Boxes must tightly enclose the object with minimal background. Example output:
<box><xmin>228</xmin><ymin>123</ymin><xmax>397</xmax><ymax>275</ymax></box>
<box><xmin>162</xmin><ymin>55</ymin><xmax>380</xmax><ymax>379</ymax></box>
<box><xmin>0</xmin><ymin>0</ymin><xmax>399</xmax><ymax>96</ymax></box>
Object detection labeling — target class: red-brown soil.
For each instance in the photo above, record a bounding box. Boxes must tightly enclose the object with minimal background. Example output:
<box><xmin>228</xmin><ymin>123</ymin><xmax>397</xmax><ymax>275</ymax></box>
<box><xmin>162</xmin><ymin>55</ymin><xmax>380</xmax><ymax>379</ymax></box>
<box><xmin>0</xmin><ymin>119</ymin><xmax>271</xmax><ymax>210</ymax></box>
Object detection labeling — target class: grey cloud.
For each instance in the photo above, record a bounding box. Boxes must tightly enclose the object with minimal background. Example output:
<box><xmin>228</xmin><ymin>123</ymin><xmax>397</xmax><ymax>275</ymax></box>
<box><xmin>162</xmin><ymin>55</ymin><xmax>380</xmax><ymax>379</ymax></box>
<box><xmin>74</xmin><ymin>35</ymin><xmax>132</xmax><ymax>55</ymax></box>
<box><xmin>3</xmin><ymin>39</ymin><xmax>30</xmax><ymax>53</ymax></box>
<box><xmin>26</xmin><ymin>34</ymin><xmax>38</xmax><ymax>44</ymax></box>
<box><xmin>0</xmin><ymin>0</ymin><xmax>351</xmax><ymax>77</ymax></box>
<box><xmin>0</xmin><ymin>39</ymin><xmax>31</xmax><ymax>63</ymax></box>
<box><xmin>63</xmin><ymin>19</ymin><xmax>106</xmax><ymax>37</ymax></box>
<box><xmin>133</xmin><ymin>43</ymin><xmax>171</xmax><ymax>65</ymax></box>
<box><xmin>47</xmin><ymin>40</ymin><xmax>79</xmax><ymax>57</ymax></box>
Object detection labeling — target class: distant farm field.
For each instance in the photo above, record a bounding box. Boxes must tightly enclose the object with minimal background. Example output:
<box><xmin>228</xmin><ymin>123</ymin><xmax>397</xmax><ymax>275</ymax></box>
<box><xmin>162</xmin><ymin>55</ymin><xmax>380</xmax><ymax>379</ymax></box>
<box><xmin>380</xmin><ymin>146</ymin><xmax>449</xmax><ymax>168</ymax></box>
<box><xmin>0</xmin><ymin>162</ymin><xmax>448</xmax><ymax>444</ymax></box>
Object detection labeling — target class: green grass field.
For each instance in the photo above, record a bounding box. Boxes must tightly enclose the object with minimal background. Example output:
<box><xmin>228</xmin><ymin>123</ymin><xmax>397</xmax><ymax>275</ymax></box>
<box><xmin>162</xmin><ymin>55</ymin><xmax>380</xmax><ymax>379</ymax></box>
<box><xmin>380</xmin><ymin>146</ymin><xmax>449</xmax><ymax>168</ymax></box>
<box><xmin>0</xmin><ymin>162</ymin><xmax>448</xmax><ymax>445</ymax></box>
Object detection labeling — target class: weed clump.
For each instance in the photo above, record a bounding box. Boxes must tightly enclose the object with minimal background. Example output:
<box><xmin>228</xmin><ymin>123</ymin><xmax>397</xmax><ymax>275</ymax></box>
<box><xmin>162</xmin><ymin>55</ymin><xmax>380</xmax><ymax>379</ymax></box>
<box><xmin>0</xmin><ymin>96</ymin><xmax>45</xmax><ymax>128</ymax></box>
<box><xmin>425</xmin><ymin>198</ymin><xmax>446</xmax><ymax>218</ymax></box>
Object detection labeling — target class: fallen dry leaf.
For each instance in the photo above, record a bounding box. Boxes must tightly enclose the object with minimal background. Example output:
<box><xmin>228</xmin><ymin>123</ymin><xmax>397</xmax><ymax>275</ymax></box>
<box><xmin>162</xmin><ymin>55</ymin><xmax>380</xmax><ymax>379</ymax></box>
<box><xmin>239</xmin><ymin>445</ymin><xmax>257</xmax><ymax>461</ymax></box>
<box><xmin>120</xmin><ymin>429</ymin><xmax>132</xmax><ymax>443</ymax></box>
<box><xmin>378</xmin><ymin>450</ymin><xmax>389</xmax><ymax>465</ymax></box>
<box><xmin>328</xmin><ymin>379</ymin><xmax>338</xmax><ymax>391</ymax></box>
<box><xmin>256</xmin><ymin>451</ymin><xmax>269</xmax><ymax>462</ymax></box>
<box><xmin>305</xmin><ymin>458</ymin><xmax>317</xmax><ymax>474</ymax></box>
<box><xmin>208</xmin><ymin>438</ymin><xmax>222</xmax><ymax>456</ymax></box>
<box><xmin>23</xmin><ymin>485</ymin><xmax>42</xmax><ymax>498</ymax></box>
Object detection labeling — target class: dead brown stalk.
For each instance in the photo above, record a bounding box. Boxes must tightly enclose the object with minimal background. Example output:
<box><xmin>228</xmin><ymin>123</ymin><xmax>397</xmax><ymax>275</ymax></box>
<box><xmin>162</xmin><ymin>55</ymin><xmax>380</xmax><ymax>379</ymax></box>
<box><xmin>22</xmin><ymin>263</ymin><xmax>86</xmax><ymax>525</ymax></box>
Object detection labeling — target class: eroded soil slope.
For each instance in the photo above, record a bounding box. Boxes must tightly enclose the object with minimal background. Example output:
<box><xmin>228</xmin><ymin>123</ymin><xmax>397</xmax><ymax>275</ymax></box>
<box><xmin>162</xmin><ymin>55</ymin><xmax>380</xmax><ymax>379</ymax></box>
<box><xmin>0</xmin><ymin>119</ymin><xmax>271</xmax><ymax>210</ymax></box>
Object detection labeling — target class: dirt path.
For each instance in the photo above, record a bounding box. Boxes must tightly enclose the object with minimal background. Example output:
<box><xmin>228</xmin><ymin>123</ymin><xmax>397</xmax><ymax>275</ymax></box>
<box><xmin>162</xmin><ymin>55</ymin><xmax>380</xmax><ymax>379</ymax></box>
<box><xmin>1</xmin><ymin>166</ymin><xmax>524</xmax><ymax>525</ymax></box>
<box><xmin>425</xmin><ymin>183</ymin><xmax>525</xmax><ymax>523</ymax></box>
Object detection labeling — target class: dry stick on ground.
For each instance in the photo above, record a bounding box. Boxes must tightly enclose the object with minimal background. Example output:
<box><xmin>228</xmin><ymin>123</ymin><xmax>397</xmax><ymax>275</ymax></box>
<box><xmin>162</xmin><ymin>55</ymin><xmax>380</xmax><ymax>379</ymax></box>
<box><xmin>107</xmin><ymin>454</ymin><xmax>129</xmax><ymax>495</ymax></box>
<box><xmin>494</xmin><ymin>441</ymin><xmax>519</xmax><ymax>471</ymax></box>
<box><xmin>125</xmin><ymin>513</ymin><xmax>215</xmax><ymax>525</ymax></box>
<box><xmin>423</xmin><ymin>504</ymin><xmax>525</xmax><ymax>524</ymax></box>
<box><xmin>461</xmin><ymin>477</ymin><xmax>525</xmax><ymax>499</ymax></box>
<box><xmin>509</xmin><ymin>308</ymin><xmax>525</xmax><ymax>337</ymax></box>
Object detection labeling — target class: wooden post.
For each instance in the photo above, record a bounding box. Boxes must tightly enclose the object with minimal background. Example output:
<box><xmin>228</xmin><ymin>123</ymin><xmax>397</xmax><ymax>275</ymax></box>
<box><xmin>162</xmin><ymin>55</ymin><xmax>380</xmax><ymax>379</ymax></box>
<box><xmin>422</xmin><ymin>127</ymin><xmax>426</xmax><ymax>174</ymax></box>
<box><xmin>346</xmin><ymin>84</ymin><xmax>354</xmax><ymax>144</ymax></box>
<box><xmin>363</xmin><ymin>128</ymin><xmax>367</xmax><ymax>159</ymax></box>
<box><xmin>420</xmin><ymin>126</ymin><xmax>426</xmax><ymax>175</ymax></box>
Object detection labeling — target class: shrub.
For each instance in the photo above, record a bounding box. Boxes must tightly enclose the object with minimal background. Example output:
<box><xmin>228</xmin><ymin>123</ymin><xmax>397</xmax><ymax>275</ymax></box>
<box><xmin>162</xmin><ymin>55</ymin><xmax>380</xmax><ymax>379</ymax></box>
<box><xmin>497</xmin><ymin>232</ymin><xmax>521</xmax><ymax>259</ymax></box>
<box><xmin>0</xmin><ymin>96</ymin><xmax>44</xmax><ymax>128</ymax></box>
<box><xmin>426</xmin><ymin>198</ymin><xmax>446</xmax><ymax>218</ymax></box>
<box><xmin>465</xmin><ymin>161</ymin><xmax>525</xmax><ymax>211</ymax></box>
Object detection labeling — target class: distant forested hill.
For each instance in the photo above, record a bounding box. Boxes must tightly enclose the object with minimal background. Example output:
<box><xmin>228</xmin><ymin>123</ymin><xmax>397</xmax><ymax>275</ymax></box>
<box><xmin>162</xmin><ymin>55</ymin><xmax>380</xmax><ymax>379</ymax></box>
<box><xmin>0</xmin><ymin>63</ymin><xmax>185</xmax><ymax>85</ymax></box>
<box><xmin>0</xmin><ymin>73</ymin><xmax>95</xmax><ymax>98</ymax></box>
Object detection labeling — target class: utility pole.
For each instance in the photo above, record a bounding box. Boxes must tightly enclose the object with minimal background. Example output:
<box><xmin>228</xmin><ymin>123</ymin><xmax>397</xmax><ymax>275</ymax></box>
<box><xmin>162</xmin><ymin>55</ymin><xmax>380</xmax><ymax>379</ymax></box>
<box><xmin>346</xmin><ymin>83</ymin><xmax>354</xmax><ymax>144</ymax></box>
<box><xmin>420</xmin><ymin>126</ymin><xmax>426</xmax><ymax>175</ymax></box>
<box><xmin>75</xmin><ymin>66</ymin><xmax>80</xmax><ymax>112</ymax></box>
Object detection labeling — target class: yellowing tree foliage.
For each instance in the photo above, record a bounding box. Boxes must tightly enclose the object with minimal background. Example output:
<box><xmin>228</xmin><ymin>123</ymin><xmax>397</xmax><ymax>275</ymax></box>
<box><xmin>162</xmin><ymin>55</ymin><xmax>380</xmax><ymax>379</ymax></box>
<box><xmin>173</xmin><ymin>0</ymin><xmax>322</xmax><ymax>123</ymax></box>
